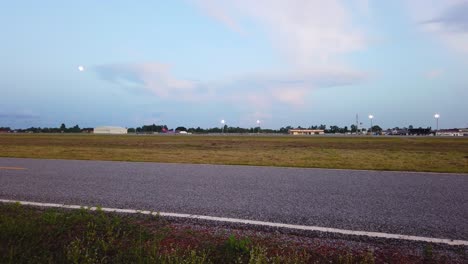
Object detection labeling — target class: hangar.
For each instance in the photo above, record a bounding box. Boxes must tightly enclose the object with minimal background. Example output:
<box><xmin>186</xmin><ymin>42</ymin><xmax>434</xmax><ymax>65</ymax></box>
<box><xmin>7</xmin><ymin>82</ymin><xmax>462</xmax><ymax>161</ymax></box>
<box><xmin>94</xmin><ymin>126</ymin><xmax>127</xmax><ymax>134</ymax></box>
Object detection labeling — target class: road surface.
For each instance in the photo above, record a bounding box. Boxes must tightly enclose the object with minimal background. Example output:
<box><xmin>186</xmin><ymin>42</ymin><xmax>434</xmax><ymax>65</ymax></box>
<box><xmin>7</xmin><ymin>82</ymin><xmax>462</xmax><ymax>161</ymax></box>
<box><xmin>0</xmin><ymin>157</ymin><xmax>467</xmax><ymax>242</ymax></box>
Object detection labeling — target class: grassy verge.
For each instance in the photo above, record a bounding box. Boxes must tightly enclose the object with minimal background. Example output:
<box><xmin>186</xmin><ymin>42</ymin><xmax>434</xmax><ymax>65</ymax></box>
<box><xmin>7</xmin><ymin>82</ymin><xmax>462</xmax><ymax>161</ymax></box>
<box><xmin>1</xmin><ymin>134</ymin><xmax>467</xmax><ymax>173</ymax></box>
<box><xmin>1</xmin><ymin>203</ymin><xmax>463</xmax><ymax>264</ymax></box>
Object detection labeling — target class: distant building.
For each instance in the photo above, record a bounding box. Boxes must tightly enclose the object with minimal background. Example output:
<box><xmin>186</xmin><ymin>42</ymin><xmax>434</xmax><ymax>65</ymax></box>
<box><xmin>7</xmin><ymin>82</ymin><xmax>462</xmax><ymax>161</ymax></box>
<box><xmin>436</xmin><ymin>129</ymin><xmax>465</xmax><ymax>137</ymax></box>
<box><xmin>386</xmin><ymin>129</ymin><xmax>408</xmax><ymax>136</ymax></box>
<box><xmin>288</xmin><ymin>129</ymin><xmax>325</xmax><ymax>135</ymax></box>
<box><xmin>94</xmin><ymin>126</ymin><xmax>127</xmax><ymax>134</ymax></box>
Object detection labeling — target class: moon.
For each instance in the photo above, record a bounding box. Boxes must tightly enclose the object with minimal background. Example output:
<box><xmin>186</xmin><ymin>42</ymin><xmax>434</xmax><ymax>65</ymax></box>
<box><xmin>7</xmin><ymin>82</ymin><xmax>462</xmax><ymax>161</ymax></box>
<box><xmin>78</xmin><ymin>65</ymin><xmax>85</xmax><ymax>72</ymax></box>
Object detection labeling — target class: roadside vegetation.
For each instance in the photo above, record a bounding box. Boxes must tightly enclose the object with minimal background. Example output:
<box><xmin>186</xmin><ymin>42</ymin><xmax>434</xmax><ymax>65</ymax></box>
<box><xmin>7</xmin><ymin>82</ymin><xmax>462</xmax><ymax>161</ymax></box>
<box><xmin>0</xmin><ymin>134</ymin><xmax>467</xmax><ymax>173</ymax></box>
<box><xmin>1</xmin><ymin>203</ymin><xmax>463</xmax><ymax>264</ymax></box>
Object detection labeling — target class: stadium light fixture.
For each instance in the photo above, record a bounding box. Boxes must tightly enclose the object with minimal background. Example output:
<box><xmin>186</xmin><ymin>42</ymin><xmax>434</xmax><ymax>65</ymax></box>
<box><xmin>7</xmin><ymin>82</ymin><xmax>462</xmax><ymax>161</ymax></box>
<box><xmin>434</xmin><ymin>114</ymin><xmax>440</xmax><ymax>133</ymax></box>
<box><xmin>221</xmin><ymin>119</ymin><xmax>225</xmax><ymax>133</ymax></box>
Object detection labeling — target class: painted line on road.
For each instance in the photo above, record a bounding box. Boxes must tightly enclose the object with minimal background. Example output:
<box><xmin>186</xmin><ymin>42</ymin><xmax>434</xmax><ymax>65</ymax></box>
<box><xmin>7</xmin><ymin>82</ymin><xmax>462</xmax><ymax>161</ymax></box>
<box><xmin>1</xmin><ymin>199</ymin><xmax>467</xmax><ymax>247</ymax></box>
<box><xmin>0</xmin><ymin>166</ymin><xmax>26</xmax><ymax>170</ymax></box>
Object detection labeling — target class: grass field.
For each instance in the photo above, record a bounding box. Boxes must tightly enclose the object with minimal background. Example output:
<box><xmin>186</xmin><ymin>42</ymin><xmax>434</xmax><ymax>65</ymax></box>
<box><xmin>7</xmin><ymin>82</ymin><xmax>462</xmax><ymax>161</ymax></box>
<box><xmin>1</xmin><ymin>203</ymin><xmax>459</xmax><ymax>264</ymax></box>
<box><xmin>0</xmin><ymin>134</ymin><xmax>467</xmax><ymax>173</ymax></box>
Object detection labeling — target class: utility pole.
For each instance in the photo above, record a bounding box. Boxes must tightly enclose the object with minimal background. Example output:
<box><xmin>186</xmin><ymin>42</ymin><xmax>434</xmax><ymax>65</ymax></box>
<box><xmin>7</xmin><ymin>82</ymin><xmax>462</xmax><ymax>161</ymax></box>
<box><xmin>356</xmin><ymin>114</ymin><xmax>359</xmax><ymax>134</ymax></box>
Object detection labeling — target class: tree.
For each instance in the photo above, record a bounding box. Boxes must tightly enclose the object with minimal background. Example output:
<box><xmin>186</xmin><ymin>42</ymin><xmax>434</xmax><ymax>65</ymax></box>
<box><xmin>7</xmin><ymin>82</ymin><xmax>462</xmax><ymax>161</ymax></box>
<box><xmin>175</xmin><ymin>126</ymin><xmax>187</xmax><ymax>132</ymax></box>
<box><xmin>127</xmin><ymin>128</ymin><xmax>136</xmax><ymax>133</ymax></box>
<box><xmin>350</xmin><ymin>124</ymin><xmax>357</xmax><ymax>133</ymax></box>
<box><xmin>69</xmin><ymin>125</ymin><xmax>80</xmax><ymax>133</ymax></box>
<box><xmin>371</xmin><ymin>125</ymin><xmax>382</xmax><ymax>132</ymax></box>
<box><xmin>60</xmin><ymin>123</ymin><xmax>66</xmax><ymax>132</ymax></box>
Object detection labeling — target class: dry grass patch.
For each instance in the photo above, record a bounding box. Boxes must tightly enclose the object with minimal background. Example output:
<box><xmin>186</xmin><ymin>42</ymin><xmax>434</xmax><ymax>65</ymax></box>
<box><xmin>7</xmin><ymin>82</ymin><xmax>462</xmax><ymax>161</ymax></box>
<box><xmin>1</xmin><ymin>134</ymin><xmax>467</xmax><ymax>173</ymax></box>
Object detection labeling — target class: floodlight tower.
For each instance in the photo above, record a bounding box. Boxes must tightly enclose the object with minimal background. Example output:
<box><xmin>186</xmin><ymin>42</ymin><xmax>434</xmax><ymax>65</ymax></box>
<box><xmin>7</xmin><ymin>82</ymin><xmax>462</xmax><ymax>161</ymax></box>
<box><xmin>256</xmin><ymin>120</ymin><xmax>260</xmax><ymax>133</ymax></box>
<box><xmin>368</xmin><ymin>115</ymin><xmax>374</xmax><ymax>135</ymax></box>
<box><xmin>434</xmin><ymin>114</ymin><xmax>440</xmax><ymax>134</ymax></box>
<box><xmin>221</xmin><ymin>119</ymin><xmax>226</xmax><ymax>134</ymax></box>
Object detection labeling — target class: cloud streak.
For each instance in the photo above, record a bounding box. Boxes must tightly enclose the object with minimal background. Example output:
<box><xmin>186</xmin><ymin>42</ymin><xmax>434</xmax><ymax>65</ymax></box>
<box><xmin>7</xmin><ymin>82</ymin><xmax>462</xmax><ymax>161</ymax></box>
<box><xmin>0</xmin><ymin>111</ymin><xmax>40</xmax><ymax>120</ymax></box>
<box><xmin>96</xmin><ymin>62</ymin><xmax>367</xmax><ymax>110</ymax></box>
<box><xmin>424</xmin><ymin>2</ymin><xmax>468</xmax><ymax>33</ymax></box>
<box><xmin>95</xmin><ymin>63</ymin><xmax>213</xmax><ymax>101</ymax></box>
<box><xmin>409</xmin><ymin>0</ymin><xmax>468</xmax><ymax>53</ymax></box>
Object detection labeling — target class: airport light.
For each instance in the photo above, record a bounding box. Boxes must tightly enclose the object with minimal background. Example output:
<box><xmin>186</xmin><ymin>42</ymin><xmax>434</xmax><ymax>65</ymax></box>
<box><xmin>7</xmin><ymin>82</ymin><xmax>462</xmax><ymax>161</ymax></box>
<box><xmin>434</xmin><ymin>114</ymin><xmax>440</xmax><ymax>133</ymax></box>
<box><xmin>221</xmin><ymin>119</ymin><xmax>225</xmax><ymax>133</ymax></box>
<box><xmin>368</xmin><ymin>115</ymin><xmax>374</xmax><ymax>135</ymax></box>
<box><xmin>256</xmin><ymin>120</ymin><xmax>260</xmax><ymax>133</ymax></box>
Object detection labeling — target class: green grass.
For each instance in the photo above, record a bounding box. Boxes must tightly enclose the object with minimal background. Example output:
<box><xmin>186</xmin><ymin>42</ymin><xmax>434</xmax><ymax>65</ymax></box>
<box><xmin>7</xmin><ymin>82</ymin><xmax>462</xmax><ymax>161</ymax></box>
<box><xmin>2</xmin><ymin>203</ymin><xmax>461</xmax><ymax>264</ymax></box>
<box><xmin>0</xmin><ymin>204</ymin><xmax>352</xmax><ymax>263</ymax></box>
<box><xmin>1</xmin><ymin>134</ymin><xmax>468</xmax><ymax>173</ymax></box>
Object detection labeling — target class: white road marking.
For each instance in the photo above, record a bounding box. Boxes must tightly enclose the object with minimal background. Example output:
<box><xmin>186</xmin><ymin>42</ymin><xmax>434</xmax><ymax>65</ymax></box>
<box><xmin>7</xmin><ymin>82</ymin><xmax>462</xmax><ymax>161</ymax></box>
<box><xmin>1</xmin><ymin>199</ymin><xmax>467</xmax><ymax>246</ymax></box>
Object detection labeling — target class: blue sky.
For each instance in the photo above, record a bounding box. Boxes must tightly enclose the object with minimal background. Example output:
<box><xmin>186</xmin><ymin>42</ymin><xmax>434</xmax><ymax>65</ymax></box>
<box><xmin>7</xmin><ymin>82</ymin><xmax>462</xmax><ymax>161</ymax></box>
<box><xmin>1</xmin><ymin>0</ymin><xmax>467</xmax><ymax>129</ymax></box>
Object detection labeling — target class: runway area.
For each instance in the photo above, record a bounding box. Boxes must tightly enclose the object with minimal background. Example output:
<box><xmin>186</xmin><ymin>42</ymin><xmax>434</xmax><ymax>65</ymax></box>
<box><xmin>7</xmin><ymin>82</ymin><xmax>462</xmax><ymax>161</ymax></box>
<box><xmin>1</xmin><ymin>157</ymin><xmax>467</xmax><ymax>244</ymax></box>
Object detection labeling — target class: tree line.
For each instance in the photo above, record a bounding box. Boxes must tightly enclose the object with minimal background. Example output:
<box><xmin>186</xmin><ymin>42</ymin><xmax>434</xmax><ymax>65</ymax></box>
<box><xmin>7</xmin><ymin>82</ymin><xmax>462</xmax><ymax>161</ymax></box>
<box><xmin>2</xmin><ymin>123</ymin><xmax>436</xmax><ymax>135</ymax></box>
<box><xmin>0</xmin><ymin>124</ymin><xmax>93</xmax><ymax>133</ymax></box>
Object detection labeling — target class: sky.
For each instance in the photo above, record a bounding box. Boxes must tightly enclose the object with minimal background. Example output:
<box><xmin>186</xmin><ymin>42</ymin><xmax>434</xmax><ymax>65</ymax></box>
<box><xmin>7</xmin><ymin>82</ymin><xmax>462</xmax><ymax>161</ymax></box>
<box><xmin>1</xmin><ymin>0</ymin><xmax>467</xmax><ymax>129</ymax></box>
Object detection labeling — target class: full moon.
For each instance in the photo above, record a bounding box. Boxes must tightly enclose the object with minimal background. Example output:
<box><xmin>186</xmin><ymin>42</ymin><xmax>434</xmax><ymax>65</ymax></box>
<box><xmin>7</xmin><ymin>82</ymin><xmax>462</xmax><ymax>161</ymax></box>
<box><xmin>78</xmin><ymin>65</ymin><xmax>85</xmax><ymax>72</ymax></box>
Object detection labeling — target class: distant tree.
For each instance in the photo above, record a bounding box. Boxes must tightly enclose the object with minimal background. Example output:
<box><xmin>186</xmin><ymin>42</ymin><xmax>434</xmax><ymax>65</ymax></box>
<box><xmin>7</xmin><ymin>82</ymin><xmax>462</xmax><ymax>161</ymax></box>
<box><xmin>127</xmin><ymin>128</ymin><xmax>136</xmax><ymax>133</ymax></box>
<box><xmin>408</xmin><ymin>125</ymin><xmax>414</xmax><ymax>130</ymax></box>
<box><xmin>60</xmin><ymin>123</ymin><xmax>66</xmax><ymax>132</ymax></box>
<box><xmin>371</xmin><ymin>125</ymin><xmax>383</xmax><ymax>132</ymax></box>
<box><xmin>350</xmin><ymin>124</ymin><xmax>357</xmax><ymax>133</ymax></box>
<box><xmin>328</xmin><ymin>125</ymin><xmax>339</xmax><ymax>133</ymax></box>
<box><xmin>175</xmin><ymin>126</ymin><xmax>187</xmax><ymax>132</ymax></box>
<box><xmin>279</xmin><ymin>126</ymin><xmax>293</xmax><ymax>133</ymax></box>
<box><xmin>70</xmin><ymin>125</ymin><xmax>80</xmax><ymax>133</ymax></box>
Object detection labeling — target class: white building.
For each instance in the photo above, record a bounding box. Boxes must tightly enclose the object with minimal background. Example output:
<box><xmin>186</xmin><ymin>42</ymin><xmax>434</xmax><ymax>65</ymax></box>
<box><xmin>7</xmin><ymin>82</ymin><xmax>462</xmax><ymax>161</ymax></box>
<box><xmin>436</xmin><ymin>129</ymin><xmax>465</xmax><ymax>137</ymax></box>
<box><xmin>94</xmin><ymin>126</ymin><xmax>127</xmax><ymax>134</ymax></box>
<box><xmin>288</xmin><ymin>129</ymin><xmax>325</xmax><ymax>135</ymax></box>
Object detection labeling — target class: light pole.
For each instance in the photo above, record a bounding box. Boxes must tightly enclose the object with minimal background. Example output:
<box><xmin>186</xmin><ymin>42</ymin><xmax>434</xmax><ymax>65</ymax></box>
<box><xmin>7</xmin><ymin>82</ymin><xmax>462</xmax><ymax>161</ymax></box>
<box><xmin>434</xmin><ymin>114</ymin><xmax>440</xmax><ymax>135</ymax></box>
<box><xmin>221</xmin><ymin>119</ymin><xmax>225</xmax><ymax>134</ymax></box>
<box><xmin>256</xmin><ymin>120</ymin><xmax>260</xmax><ymax>133</ymax></box>
<box><xmin>368</xmin><ymin>115</ymin><xmax>374</xmax><ymax>135</ymax></box>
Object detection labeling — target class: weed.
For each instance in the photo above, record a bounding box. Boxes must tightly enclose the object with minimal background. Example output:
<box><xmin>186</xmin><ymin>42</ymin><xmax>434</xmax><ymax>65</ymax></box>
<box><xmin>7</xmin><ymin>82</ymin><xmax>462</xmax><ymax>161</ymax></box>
<box><xmin>0</xmin><ymin>204</ymin><xmax>459</xmax><ymax>263</ymax></box>
<box><xmin>423</xmin><ymin>244</ymin><xmax>434</xmax><ymax>264</ymax></box>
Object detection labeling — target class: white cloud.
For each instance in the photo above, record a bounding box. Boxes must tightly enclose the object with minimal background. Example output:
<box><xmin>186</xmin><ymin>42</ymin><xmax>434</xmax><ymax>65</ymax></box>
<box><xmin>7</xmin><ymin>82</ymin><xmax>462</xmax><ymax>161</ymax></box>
<box><xmin>193</xmin><ymin>0</ymin><xmax>368</xmax><ymax>67</ymax></box>
<box><xmin>188</xmin><ymin>0</ymin><xmax>370</xmax><ymax>119</ymax></box>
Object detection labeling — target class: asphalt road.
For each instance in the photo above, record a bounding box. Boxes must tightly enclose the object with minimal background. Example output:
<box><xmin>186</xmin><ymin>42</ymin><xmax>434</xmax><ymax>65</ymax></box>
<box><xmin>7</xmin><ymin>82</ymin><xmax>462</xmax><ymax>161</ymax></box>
<box><xmin>1</xmin><ymin>157</ymin><xmax>467</xmax><ymax>241</ymax></box>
